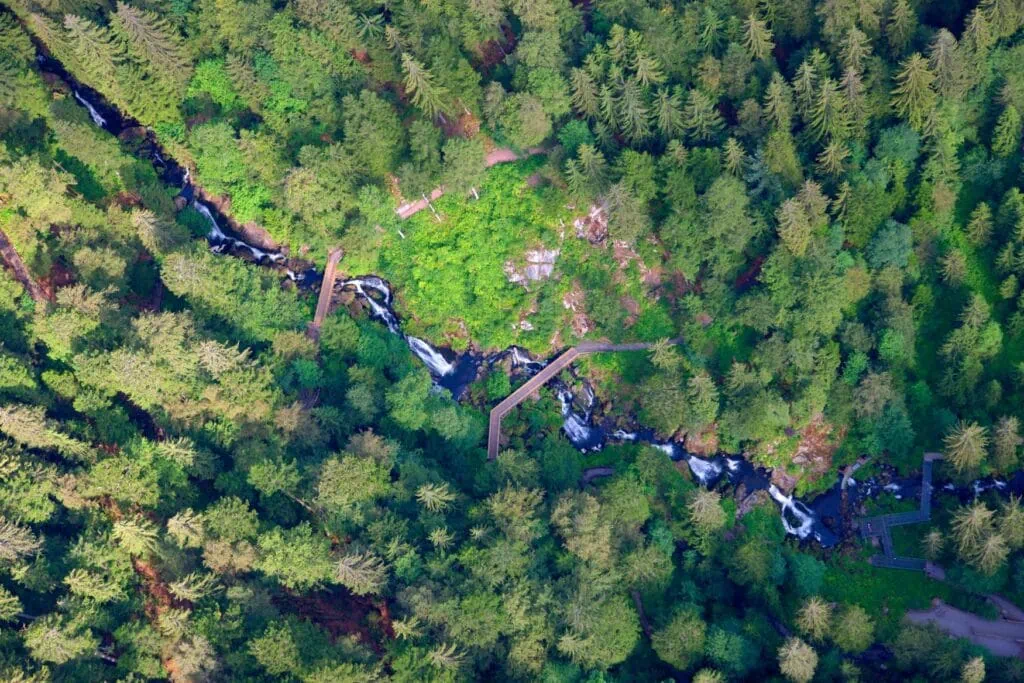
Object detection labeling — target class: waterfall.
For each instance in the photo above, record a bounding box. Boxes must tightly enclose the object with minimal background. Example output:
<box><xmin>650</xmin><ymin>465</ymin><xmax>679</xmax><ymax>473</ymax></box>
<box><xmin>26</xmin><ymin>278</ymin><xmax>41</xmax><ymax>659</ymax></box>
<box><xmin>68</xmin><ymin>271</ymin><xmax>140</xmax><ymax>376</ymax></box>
<box><xmin>342</xmin><ymin>279</ymin><xmax>401</xmax><ymax>334</ymax></box>
<box><xmin>685</xmin><ymin>455</ymin><xmax>725</xmax><ymax>487</ymax></box>
<box><xmin>769</xmin><ymin>485</ymin><xmax>817</xmax><ymax>541</ymax></box>
<box><xmin>556</xmin><ymin>386</ymin><xmax>604</xmax><ymax>451</ymax></box>
<box><xmin>407</xmin><ymin>337</ymin><xmax>455</xmax><ymax>376</ymax></box>
<box><xmin>73</xmin><ymin>90</ymin><xmax>107</xmax><ymax>128</ymax></box>
<box><xmin>193</xmin><ymin>201</ymin><xmax>227</xmax><ymax>242</ymax></box>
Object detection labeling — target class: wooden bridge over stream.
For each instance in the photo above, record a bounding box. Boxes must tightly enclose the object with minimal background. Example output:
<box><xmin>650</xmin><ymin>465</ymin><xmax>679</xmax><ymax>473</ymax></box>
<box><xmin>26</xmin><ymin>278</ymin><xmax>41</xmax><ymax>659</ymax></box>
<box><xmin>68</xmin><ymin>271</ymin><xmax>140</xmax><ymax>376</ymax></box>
<box><xmin>486</xmin><ymin>339</ymin><xmax>681</xmax><ymax>460</ymax></box>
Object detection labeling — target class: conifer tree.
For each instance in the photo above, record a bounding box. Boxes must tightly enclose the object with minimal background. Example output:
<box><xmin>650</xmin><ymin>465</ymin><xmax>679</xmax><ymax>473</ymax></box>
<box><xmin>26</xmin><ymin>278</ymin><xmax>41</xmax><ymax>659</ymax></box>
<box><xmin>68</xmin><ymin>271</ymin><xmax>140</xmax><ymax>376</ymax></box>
<box><xmin>111</xmin><ymin>2</ymin><xmax>192</xmax><ymax>91</ymax></box>
<box><xmin>401</xmin><ymin>53</ymin><xmax>449</xmax><ymax>120</ymax></box>
<box><xmin>796</xmin><ymin>596</ymin><xmax>831</xmax><ymax>642</ymax></box>
<box><xmin>764</xmin><ymin>72</ymin><xmax>794</xmax><ymax>130</ymax></box>
<box><xmin>684</xmin><ymin>89</ymin><xmax>724</xmax><ymax>142</ymax></box>
<box><xmin>570</xmin><ymin>67</ymin><xmax>599</xmax><ymax>118</ymax></box>
<box><xmin>891</xmin><ymin>53</ymin><xmax>937</xmax><ymax>132</ymax></box>
<box><xmin>886</xmin><ymin>0</ymin><xmax>916</xmax><ymax>55</ymax></box>
<box><xmin>992</xmin><ymin>105</ymin><xmax>1022</xmax><ymax>157</ymax></box>
<box><xmin>778</xmin><ymin>637</ymin><xmax>818</xmax><ymax>683</ymax></box>
<box><xmin>654</xmin><ymin>87</ymin><xmax>685</xmax><ymax>139</ymax></box>
<box><xmin>810</xmin><ymin>77</ymin><xmax>851</xmax><ymax>142</ymax></box>
<box><xmin>944</xmin><ymin>420</ymin><xmax>989</xmax><ymax>473</ymax></box>
<box><xmin>743</xmin><ymin>14</ymin><xmax>774</xmax><ymax>61</ymax></box>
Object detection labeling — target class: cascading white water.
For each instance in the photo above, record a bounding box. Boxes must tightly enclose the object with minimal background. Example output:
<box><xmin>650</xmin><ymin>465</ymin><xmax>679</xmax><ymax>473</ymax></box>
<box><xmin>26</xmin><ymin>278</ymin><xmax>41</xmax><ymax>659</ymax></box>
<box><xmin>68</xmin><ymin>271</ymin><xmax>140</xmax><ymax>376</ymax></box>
<box><xmin>769</xmin><ymin>484</ymin><xmax>816</xmax><ymax>540</ymax></box>
<box><xmin>193</xmin><ymin>201</ymin><xmax>227</xmax><ymax>241</ymax></box>
<box><xmin>192</xmin><ymin>200</ymin><xmax>286</xmax><ymax>264</ymax></box>
<box><xmin>74</xmin><ymin>90</ymin><xmax>107</xmax><ymax>128</ymax></box>
<box><xmin>343</xmin><ymin>280</ymin><xmax>401</xmax><ymax>334</ymax></box>
<box><xmin>557</xmin><ymin>387</ymin><xmax>601</xmax><ymax>450</ymax></box>
<box><xmin>685</xmin><ymin>455</ymin><xmax>724</xmax><ymax>486</ymax></box>
<box><xmin>407</xmin><ymin>336</ymin><xmax>455</xmax><ymax>376</ymax></box>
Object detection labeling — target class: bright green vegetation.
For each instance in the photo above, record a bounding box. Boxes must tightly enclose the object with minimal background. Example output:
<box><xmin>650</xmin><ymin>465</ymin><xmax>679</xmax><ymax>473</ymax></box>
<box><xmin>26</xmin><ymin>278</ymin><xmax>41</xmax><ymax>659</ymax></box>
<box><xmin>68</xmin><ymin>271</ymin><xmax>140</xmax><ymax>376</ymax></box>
<box><xmin>2</xmin><ymin>0</ymin><xmax>1024</xmax><ymax>682</ymax></box>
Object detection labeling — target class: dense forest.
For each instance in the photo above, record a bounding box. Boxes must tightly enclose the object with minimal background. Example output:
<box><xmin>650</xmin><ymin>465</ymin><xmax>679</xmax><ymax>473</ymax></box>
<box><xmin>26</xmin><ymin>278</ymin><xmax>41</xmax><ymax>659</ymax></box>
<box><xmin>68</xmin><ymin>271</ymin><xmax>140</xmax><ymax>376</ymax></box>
<box><xmin>2</xmin><ymin>0</ymin><xmax>1024</xmax><ymax>680</ymax></box>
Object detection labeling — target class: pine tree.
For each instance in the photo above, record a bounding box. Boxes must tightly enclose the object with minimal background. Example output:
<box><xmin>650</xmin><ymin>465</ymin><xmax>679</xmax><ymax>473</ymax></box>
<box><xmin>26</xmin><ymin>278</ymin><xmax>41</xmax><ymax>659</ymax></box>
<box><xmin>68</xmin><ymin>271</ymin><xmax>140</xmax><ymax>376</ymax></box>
<box><xmin>886</xmin><ymin>0</ymin><xmax>915</xmax><ymax>55</ymax></box>
<box><xmin>992</xmin><ymin>105</ymin><xmax>1022</xmax><ymax>157</ymax></box>
<box><xmin>724</xmin><ymin>138</ymin><xmax>746</xmax><ymax>176</ymax></box>
<box><xmin>112</xmin><ymin>516</ymin><xmax>160</xmax><ymax>556</ymax></box>
<box><xmin>975</xmin><ymin>532</ymin><xmax>1008</xmax><ymax>574</ymax></box>
<box><xmin>922</xmin><ymin>529</ymin><xmax>944</xmax><ymax>559</ymax></box>
<box><xmin>944</xmin><ymin>420</ymin><xmax>989</xmax><ymax>473</ymax></box>
<box><xmin>0</xmin><ymin>516</ymin><xmax>41</xmax><ymax>563</ymax></box>
<box><xmin>776</xmin><ymin>198</ymin><xmax>813</xmax><ymax>256</ymax></box>
<box><xmin>928</xmin><ymin>29</ymin><xmax>965</xmax><ymax>99</ymax></box>
<box><xmin>654</xmin><ymin>87</ymin><xmax>685</xmax><ymax>139</ymax></box>
<box><xmin>618</xmin><ymin>78</ymin><xmax>651</xmax><ymax>142</ymax></box>
<box><xmin>810</xmin><ymin>78</ymin><xmax>851</xmax><ymax>141</ymax></box>
<box><xmin>1001</xmin><ymin>496</ymin><xmax>1024</xmax><ymax>549</ymax></box>
<box><xmin>817</xmin><ymin>140</ymin><xmax>849</xmax><ymax>175</ymax></box>
<box><xmin>63</xmin><ymin>14</ymin><xmax>125</xmax><ymax>97</ymax></box>
<box><xmin>941</xmin><ymin>249</ymin><xmax>967</xmax><ymax>284</ymax></box>
<box><xmin>168</xmin><ymin>571</ymin><xmax>220</xmax><ymax>602</ymax></box>
<box><xmin>961</xmin><ymin>657</ymin><xmax>986</xmax><ymax>683</ymax></box>
<box><xmin>982</xmin><ymin>0</ymin><xmax>1024</xmax><ymax>39</ymax></box>
<box><xmin>952</xmin><ymin>501</ymin><xmax>995</xmax><ymax>557</ymax></box>
<box><xmin>0</xmin><ymin>585</ymin><xmax>21</xmax><ymax>622</ymax></box>
<box><xmin>111</xmin><ymin>2</ymin><xmax>192</xmax><ymax>90</ymax></box>
<box><xmin>631</xmin><ymin>49</ymin><xmax>665</xmax><ymax>87</ymax></box>
<box><xmin>891</xmin><ymin>53</ymin><xmax>937</xmax><ymax>132</ymax></box>
<box><xmin>684</xmin><ymin>89</ymin><xmax>724</xmax><ymax>142</ymax></box>
<box><xmin>416</xmin><ymin>482</ymin><xmax>456</xmax><ymax>512</ymax></box>
<box><xmin>743</xmin><ymin>14</ymin><xmax>774</xmax><ymax>61</ymax></box>
<box><xmin>764</xmin><ymin>72</ymin><xmax>794</xmax><ymax>130</ymax></box>
<box><xmin>993</xmin><ymin>417</ymin><xmax>1022</xmax><ymax>470</ymax></box>
<box><xmin>796</xmin><ymin>596</ymin><xmax>831</xmax><ymax>642</ymax></box>
<box><xmin>570</xmin><ymin>67</ymin><xmax>599</xmax><ymax>118</ymax></box>
<box><xmin>967</xmin><ymin>202</ymin><xmax>993</xmax><ymax>246</ymax></box>
<box><xmin>778</xmin><ymin>638</ymin><xmax>818</xmax><ymax>683</ymax></box>
<box><xmin>840</xmin><ymin>27</ymin><xmax>872</xmax><ymax>72</ymax></box>
<box><xmin>401</xmin><ymin>53</ymin><xmax>449</xmax><ymax>120</ymax></box>
<box><xmin>335</xmin><ymin>550</ymin><xmax>388</xmax><ymax>595</ymax></box>
<box><xmin>598</xmin><ymin>83</ymin><xmax>619</xmax><ymax>129</ymax></box>
<box><xmin>793</xmin><ymin>59</ymin><xmax>818</xmax><ymax>118</ymax></box>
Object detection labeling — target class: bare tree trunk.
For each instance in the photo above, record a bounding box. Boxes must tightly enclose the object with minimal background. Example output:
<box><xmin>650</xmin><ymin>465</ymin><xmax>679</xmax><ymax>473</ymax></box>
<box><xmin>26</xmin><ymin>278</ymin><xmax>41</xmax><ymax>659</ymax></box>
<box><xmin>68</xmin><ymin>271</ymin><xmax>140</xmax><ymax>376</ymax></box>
<box><xmin>631</xmin><ymin>590</ymin><xmax>653</xmax><ymax>639</ymax></box>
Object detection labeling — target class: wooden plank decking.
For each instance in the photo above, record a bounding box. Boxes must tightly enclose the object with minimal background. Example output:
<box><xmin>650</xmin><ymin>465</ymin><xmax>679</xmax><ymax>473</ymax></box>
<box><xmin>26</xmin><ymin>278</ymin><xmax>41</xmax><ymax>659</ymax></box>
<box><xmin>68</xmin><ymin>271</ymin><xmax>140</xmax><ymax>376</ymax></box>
<box><xmin>306</xmin><ymin>247</ymin><xmax>343</xmax><ymax>341</ymax></box>
<box><xmin>486</xmin><ymin>339</ymin><xmax>681</xmax><ymax>460</ymax></box>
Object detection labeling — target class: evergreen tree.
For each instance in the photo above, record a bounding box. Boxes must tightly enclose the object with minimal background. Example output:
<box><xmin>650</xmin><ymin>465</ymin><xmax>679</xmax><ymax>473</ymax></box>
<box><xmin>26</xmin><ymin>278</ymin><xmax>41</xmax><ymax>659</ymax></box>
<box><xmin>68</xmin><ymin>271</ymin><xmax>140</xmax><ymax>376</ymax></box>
<box><xmin>891</xmin><ymin>53</ymin><xmax>937</xmax><ymax>132</ymax></box>
<box><xmin>401</xmin><ymin>53</ymin><xmax>449</xmax><ymax>120</ymax></box>
<box><xmin>778</xmin><ymin>637</ymin><xmax>818</xmax><ymax>683</ymax></box>
<box><xmin>111</xmin><ymin>2</ymin><xmax>191</xmax><ymax>90</ymax></box>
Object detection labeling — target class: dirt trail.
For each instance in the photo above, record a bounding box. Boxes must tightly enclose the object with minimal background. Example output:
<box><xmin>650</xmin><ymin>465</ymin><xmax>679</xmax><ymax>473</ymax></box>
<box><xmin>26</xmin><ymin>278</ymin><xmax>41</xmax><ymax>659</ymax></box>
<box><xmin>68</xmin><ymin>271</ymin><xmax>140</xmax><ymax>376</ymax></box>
<box><xmin>906</xmin><ymin>599</ymin><xmax>1024</xmax><ymax>658</ymax></box>
<box><xmin>0</xmin><ymin>228</ymin><xmax>49</xmax><ymax>303</ymax></box>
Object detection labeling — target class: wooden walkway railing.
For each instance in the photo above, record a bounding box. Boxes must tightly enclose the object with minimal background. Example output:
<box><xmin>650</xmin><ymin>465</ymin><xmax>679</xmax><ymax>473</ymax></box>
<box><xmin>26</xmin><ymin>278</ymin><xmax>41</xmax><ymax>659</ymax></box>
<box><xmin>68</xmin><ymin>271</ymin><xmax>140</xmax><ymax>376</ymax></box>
<box><xmin>858</xmin><ymin>452</ymin><xmax>943</xmax><ymax>571</ymax></box>
<box><xmin>306</xmin><ymin>248</ymin><xmax>342</xmax><ymax>341</ymax></box>
<box><xmin>486</xmin><ymin>339</ymin><xmax>681</xmax><ymax>460</ymax></box>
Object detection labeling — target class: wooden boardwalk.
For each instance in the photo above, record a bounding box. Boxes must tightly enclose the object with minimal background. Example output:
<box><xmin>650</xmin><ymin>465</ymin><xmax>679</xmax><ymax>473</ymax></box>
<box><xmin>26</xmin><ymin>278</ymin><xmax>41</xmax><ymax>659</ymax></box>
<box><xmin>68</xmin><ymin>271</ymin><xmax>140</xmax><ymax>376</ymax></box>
<box><xmin>306</xmin><ymin>248</ymin><xmax>342</xmax><ymax>341</ymax></box>
<box><xmin>858</xmin><ymin>452</ymin><xmax>943</xmax><ymax>571</ymax></box>
<box><xmin>486</xmin><ymin>339</ymin><xmax>680</xmax><ymax>460</ymax></box>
